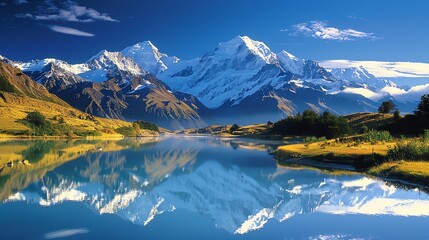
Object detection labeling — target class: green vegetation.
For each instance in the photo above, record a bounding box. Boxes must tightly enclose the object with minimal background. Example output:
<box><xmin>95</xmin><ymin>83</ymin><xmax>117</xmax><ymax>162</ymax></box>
<box><xmin>304</xmin><ymin>136</ymin><xmax>327</xmax><ymax>143</ymax></box>
<box><xmin>360</xmin><ymin>130</ymin><xmax>393</xmax><ymax>144</ymax></box>
<box><xmin>0</xmin><ymin>74</ymin><xmax>16</xmax><ymax>93</ymax></box>
<box><xmin>380</xmin><ymin>96</ymin><xmax>429</xmax><ymax>136</ymax></box>
<box><xmin>20</xmin><ymin>111</ymin><xmax>102</xmax><ymax>137</ymax></box>
<box><xmin>134</xmin><ymin>120</ymin><xmax>159</xmax><ymax>132</ymax></box>
<box><xmin>415</xmin><ymin>94</ymin><xmax>429</xmax><ymax>116</ymax></box>
<box><xmin>115</xmin><ymin>121</ymin><xmax>159</xmax><ymax>137</ymax></box>
<box><xmin>393</xmin><ymin>109</ymin><xmax>401</xmax><ymax>122</ymax></box>
<box><xmin>378</xmin><ymin>100</ymin><xmax>396</xmax><ymax>114</ymax></box>
<box><xmin>387</xmin><ymin>138</ymin><xmax>429</xmax><ymax>162</ymax></box>
<box><xmin>272</xmin><ymin>110</ymin><xmax>352</xmax><ymax>139</ymax></box>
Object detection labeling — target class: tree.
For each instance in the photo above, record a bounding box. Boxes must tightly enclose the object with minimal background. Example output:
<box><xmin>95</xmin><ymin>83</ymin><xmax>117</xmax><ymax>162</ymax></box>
<box><xmin>415</xmin><ymin>94</ymin><xmax>429</xmax><ymax>116</ymax></box>
<box><xmin>26</xmin><ymin>111</ymin><xmax>46</xmax><ymax>127</ymax></box>
<box><xmin>378</xmin><ymin>100</ymin><xmax>396</xmax><ymax>114</ymax></box>
<box><xmin>393</xmin><ymin>109</ymin><xmax>401</xmax><ymax>122</ymax></box>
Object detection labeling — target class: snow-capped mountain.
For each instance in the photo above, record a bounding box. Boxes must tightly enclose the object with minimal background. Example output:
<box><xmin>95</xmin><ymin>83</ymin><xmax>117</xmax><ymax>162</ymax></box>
<box><xmin>158</xmin><ymin>36</ymin><xmax>339</xmax><ymax>109</ymax></box>
<box><xmin>329</xmin><ymin>66</ymin><xmax>396</xmax><ymax>91</ymax></box>
<box><xmin>121</xmin><ymin>41</ymin><xmax>179</xmax><ymax>75</ymax></box>
<box><xmin>81</xmin><ymin>50</ymin><xmax>146</xmax><ymax>82</ymax></box>
<box><xmin>27</xmin><ymin>63</ymin><xmax>87</xmax><ymax>93</ymax></box>
<box><xmin>0</xmin><ymin>51</ymin><xmax>208</xmax><ymax>129</ymax></box>
<box><xmin>0</xmin><ymin>35</ymin><xmax>421</xmax><ymax>127</ymax></box>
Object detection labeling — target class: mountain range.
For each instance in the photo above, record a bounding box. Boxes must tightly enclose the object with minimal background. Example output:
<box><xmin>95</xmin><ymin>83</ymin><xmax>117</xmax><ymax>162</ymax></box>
<box><xmin>1</xmin><ymin>36</ymin><xmax>423</xmax><ymax>129</ymax></box>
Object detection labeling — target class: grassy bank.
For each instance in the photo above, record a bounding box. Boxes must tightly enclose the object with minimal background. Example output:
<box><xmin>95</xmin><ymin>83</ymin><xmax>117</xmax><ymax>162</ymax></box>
<box><xmin>368</xmin><ymin>161</ymin><xmax>429</xmax><ymax>186</ymax></box>
<box><xmin>276</xmin><ymin>136</ymin><xmax>429</xmax><ymax>187</ymax></box>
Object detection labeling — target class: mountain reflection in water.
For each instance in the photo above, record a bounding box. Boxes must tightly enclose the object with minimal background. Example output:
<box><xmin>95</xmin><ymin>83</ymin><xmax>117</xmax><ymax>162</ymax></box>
<box><xmin>1</xmin><ymin>136</ymin><xmax>429</xmax><ymax>238</ymax></box>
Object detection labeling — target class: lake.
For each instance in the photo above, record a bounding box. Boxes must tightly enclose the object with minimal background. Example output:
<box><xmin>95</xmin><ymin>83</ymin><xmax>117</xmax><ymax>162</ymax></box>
<box><xmin>0</xmin><ymin>136</ymin><xmax>428</xmax><ymax>240</ymax></box>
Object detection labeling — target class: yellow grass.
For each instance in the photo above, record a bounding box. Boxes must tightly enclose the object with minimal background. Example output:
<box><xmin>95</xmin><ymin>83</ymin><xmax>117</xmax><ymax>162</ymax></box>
<box><xmin>368</xmin><ymin>161</ymin><xmax>429</xmax><ymax>185</ymax></box>
<box><xmin>0</xmin><ymin>92</ymin><xmax>131</xmax><ymax>137</ymax></box>
<box><xmin>278</xmin><ymin>140</ymin><xmax>394</xmax><ymax>158</ymax></box>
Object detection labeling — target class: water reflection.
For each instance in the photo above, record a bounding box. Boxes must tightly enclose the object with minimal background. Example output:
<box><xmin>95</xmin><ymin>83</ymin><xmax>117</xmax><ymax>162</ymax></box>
<box><xmin>1</xmin><ymin>136</ymin><xmax>429</xmax><ymax>236</ymax></box>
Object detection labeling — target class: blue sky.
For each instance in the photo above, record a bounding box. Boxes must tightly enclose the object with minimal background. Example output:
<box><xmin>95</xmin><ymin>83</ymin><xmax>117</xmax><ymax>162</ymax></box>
<box><xmin>1</xmin><ymin>0</ymin><xmax>428</xmax><ymax>63</ymax></box>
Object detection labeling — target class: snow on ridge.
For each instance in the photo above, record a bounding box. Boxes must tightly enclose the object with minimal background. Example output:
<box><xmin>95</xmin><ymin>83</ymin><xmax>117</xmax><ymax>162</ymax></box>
<box><xmin>121</xmin><ymin>40</ymin><xmax>179</xmax><ymax>75</ymax></box>
<box><xmin>320</xmin><ymin>60</ymin><xmax>429</xmax><ymax>78</ymax></box>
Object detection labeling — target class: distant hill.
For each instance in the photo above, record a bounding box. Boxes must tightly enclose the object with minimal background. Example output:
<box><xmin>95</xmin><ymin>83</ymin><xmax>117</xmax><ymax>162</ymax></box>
<box><xmin>344</xmin><ymin>112</ymin><xmax>394</xmax><ymax>131</ymax></box>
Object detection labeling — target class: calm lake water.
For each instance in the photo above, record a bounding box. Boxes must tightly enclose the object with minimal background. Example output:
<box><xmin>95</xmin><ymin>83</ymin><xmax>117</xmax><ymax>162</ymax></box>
<box><xmin>0</xmin><ymin>136</ymin><xmax>429</xmax><ymax>240</ymax></box>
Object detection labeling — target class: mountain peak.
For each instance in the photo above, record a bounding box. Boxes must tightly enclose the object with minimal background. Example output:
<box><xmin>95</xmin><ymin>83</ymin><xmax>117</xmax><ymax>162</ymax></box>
<box><xmin>121</xmin><ymin>40</ymin><xmax>179</xmax><ymax>75</ymax></box>
<box><xmin>216</xmin><ymin>36</ymin><xmax>276</xmax><ymax>64</ymax></box>
<box><xmin>278</xmin><ymin>50</ymin><xmax>298</xmax><ymax>61</ymax></box>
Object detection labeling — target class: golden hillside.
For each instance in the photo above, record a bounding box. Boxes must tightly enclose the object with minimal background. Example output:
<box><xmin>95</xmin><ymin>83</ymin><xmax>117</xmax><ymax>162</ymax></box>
<box><xmin>0</xmin><ymin>62</ymin><xmax>131</xmax><ymax>137</ymax></box>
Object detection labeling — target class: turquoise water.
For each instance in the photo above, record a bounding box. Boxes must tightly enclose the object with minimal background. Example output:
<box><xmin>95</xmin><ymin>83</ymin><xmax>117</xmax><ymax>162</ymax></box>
<box><xmin>0</xmin><ymin>136</ymin><xmax>428</xmax><ymax>240</ymax></box>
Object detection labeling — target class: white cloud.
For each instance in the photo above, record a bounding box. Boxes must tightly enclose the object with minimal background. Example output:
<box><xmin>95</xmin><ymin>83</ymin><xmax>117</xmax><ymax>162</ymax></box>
<box><xmin>341</xmin><ymin>87</ymin><xmax>384</xmax><ymax>101</ymax></box>
<box><xmin>341</xmin><ymin>84</ymin><xmax>429</xmax><ymax>103</ymax></box>
<box><xmin>292</xmin><ymin>20</ymin><xmax>376</xmax><ymax>41</ymax></box>
<box><xmin>320</xmin><ymin>60</ymin><xmax>429</xmax><ymax>78</ymax></box>
<box><xmin>16</xmin><ymin>0</ymin><xmax>118</xmax><ymax>22</ymax></box>
<box><xmin>49</xmin><ymin>25</ymin><xmax>95</xmax><ymax>37</ymax></box>
<box><xmin>15</xmin><ymin>0</ymin><xmax>28</xmax><ymax>4</ymax></box>
<box><xmin>44</xmin><ymin>228</ymin><xmax>89</xmax><ymax>239</ymax></box>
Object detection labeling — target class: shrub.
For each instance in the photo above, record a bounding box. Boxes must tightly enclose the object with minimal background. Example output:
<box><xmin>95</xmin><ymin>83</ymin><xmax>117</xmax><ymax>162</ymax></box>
<box><xmin>424</xmin><ymin>129</ymin><xmax>429</xmax><ymax>142</ymax></box>
<box><xmin>393</xmin><ymin>109</ymin><xmax>401</xmax><ymax>122</ymax></box>
<box><xmin>304</xmin><ymin>136</ymin><xmax>327</xmax><ymax>143</ymax></box>
<box><xmin>387</xmin><ymin>140</ymin><xmax>429</xmax><ymax>161</ymax></box>
<box><xmin>360</xmin><ymin>125</ymin><xmax>369</xmax><ymax>134</ymax></box>
<box><xmin>134</xmin><ymin>120</ymin><xmax>159</xmax><ymax>132</ymax></box>
<box><xmin>26</xmin><ymin>111</ymin><xmax>46</xmax><ymax>127</ymax></box>
<box><xmin>361</xmin><ymin>130</ymin><xmax>392</xmax><ymax>144</ymax></box>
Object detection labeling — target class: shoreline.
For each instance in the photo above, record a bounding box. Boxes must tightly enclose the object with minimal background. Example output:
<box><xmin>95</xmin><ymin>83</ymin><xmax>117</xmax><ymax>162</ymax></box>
<box><xmin>275</xmin><ymin>144</ymin><xmax>429</xmax><ymax>189</ymax></box>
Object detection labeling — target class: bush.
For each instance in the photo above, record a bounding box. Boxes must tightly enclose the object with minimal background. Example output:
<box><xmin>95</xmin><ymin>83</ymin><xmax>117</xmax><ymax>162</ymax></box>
<box><xmin>304</xmin><ymin>136</ymin><xmax>327</xmax><ymax>143</ymax></box>
<box><xmin>387</xmin><ymin>140</ymin><xmax>429</xmax><ymax>161</ymax></box>
<box><xmin>26</xmin><ymin>111</ymin><xmax>46</xmax><ymax>127</ymax></box>
<box><xmin>361</xmin><ymin>130</ymin><xmax>392</xmax><ymax>144</ymax></box>
<box><xmin>360</xmin><ymin>125</ymin><xmax>369</xmax><ymax>134</ymax></box>
<box><xmin>134</xmin><ymin>121</ymin><xmax>159</xmax><ymax>132</ymax></box>
<box><xmin>116</xmin><ymin>123</ymin><xmax>141</xmax><ymax>137</ymax></box>
<box><xmin>424</xmin><ymin>129</ymin><xmax>429</xmax><ymax>142</ymax></box>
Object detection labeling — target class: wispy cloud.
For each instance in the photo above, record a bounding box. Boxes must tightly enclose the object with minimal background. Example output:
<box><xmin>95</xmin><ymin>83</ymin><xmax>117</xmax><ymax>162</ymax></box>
<box><xmin>49</xmin><ymin>25</ymin><xmax>95</xmax><ymax>37</ymax></box>
<box><xmin>44</xmin><ymin>228</ymin><xmax>89</xmax><ymax>239</ymax></box>
<box><xmin>15</xmin><ymin>0</ymin><xmax>29</xmax><ymax>4</ymax></box>
<box><xmin>0</xmin><ymin>2</ymin><xmax>7</xmax><ymax>7</ymax></box>
<box><xmin>16</xmin><ymin>0</ymin><xmax>118</xmax><ymax>22</ymax></box>
<box><xmin>292</xmin><ymin>20</ymin><xmax>376</xmax><ymax>41</ymax></box>
<box><xmin>280</xmin><ymin>28</ymin><xmax>288</xmax><ymax>32</ymax></box>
